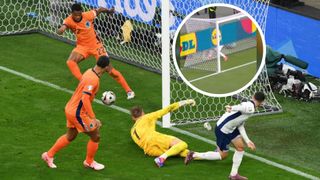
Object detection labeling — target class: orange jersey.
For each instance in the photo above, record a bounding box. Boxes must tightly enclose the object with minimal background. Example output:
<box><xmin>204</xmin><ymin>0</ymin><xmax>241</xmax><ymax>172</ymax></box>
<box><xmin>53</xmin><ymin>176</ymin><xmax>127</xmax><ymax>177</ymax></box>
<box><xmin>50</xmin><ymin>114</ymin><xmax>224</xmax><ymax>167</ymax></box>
<box><xmin>65</xmin><ymin>68</ymin><xmax>100</xmax><ymax>117</ymax></box>
<box><xmin>63</xmin><ymin>10</ymin><xmax>100</xmax><ymax>48</ymax></box>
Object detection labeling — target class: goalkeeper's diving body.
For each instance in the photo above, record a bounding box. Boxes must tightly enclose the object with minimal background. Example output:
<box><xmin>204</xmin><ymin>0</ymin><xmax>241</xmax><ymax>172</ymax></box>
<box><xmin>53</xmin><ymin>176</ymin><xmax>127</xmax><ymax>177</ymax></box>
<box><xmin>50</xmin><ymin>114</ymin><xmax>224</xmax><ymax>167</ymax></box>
<box><xmin>130</xmin><ymin>100</ymin><xmax>196</xmax><ymax>167</ymax></box>
<box><xmin>185</xmin><ymin>92</ymin><xmax>265</xmax><ymax>180</ymax></box>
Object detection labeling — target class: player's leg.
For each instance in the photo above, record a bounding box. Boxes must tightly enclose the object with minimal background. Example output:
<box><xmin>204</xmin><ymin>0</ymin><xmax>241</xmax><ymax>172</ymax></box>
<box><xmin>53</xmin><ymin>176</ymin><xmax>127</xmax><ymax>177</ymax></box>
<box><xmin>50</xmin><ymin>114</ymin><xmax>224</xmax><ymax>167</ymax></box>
<box><xmin>229</xmin><ymin>136</ymin><xmax>247</xmax><ymax>180</ymax></box>
<box><xmin>186</xmin><ymin>127</ymin><xmax>228</xmax><ymax>164</ymax></box>
<box><xmin>179</xmin><ymin>149</ymin><xmax>190</xmax><ymax>158</ymax></box>
<box><xmin>66</xmin><ymin>48</ymin><xmax>87</xmax><ymax>80</ymax></box>
<box><xmin>42</xmin><ymin>128</ymin><xmax>78</xmax><ymax>168</ymax></box>
<box><xmin>154</xmin><ymin>135</ymin><xmax>188</xmax><ymax>167</ymax></box>
<box><xmin>93</xmin><ymin>45</ymin><xmax>134</xmax><ymax>99</ymax></box>
<box><xmin>221</xmin><ymin>52</ymin><xmax>228</xmax><ymax>61</ymax></box>
<box><xmin>159</xmin><ymin>138</ymin><xmax>188</xmax><ymax>159</ymax></box>
<box><xmin>47</xmin><ymin>128</ymin><xmax>78</xmax><ymax>157</ymax></box>
<box><xmin>189</xmin><ymin>148</ymin><xmax>227</xmax><ymax>160</ymax></box>
<box><xmin>106</xmin><ymin>64</ymin><xmax>135</xmax><ymax>99</ymax></box>
<box><xmin>83</xmin><ymin>119</ymin><xmax>104</xmax><ymax>170</ymax></box>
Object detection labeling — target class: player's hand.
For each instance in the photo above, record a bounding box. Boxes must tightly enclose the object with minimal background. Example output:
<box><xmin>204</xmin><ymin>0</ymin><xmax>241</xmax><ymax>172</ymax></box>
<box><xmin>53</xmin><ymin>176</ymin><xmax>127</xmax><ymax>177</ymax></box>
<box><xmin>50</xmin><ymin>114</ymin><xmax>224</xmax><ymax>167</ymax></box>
<box><xmin>223</xmin><ymin>56</ymin><xmax>228</xmax><ymax>61</ymax></box>
<box><xmin>247</xmin><ymin>141</ymin><xmax>256</xmax><ymax>151</ymax></box>
<box><xmin>108</xmin><ymin>7</ymin><xmax>115</xmax><ymax>14</ymax></box>
<box><xmin>57</xmin><ymin>25</ymin><xmax>67</xmax><ymax>35</ymax></box>
<box><xmin>95</xmin><ymin>119</ymin><xmax>102</xmax><ymax>128</ymax></box>
<box><xmin>179</xmin><ymin>99</ymin><xmax>196</xmax><ymax>107</ymax></box>
<box><xmin>225</xmin><ymin>105</ymin><xmax>232</xmax><ymax>112</ymax></box>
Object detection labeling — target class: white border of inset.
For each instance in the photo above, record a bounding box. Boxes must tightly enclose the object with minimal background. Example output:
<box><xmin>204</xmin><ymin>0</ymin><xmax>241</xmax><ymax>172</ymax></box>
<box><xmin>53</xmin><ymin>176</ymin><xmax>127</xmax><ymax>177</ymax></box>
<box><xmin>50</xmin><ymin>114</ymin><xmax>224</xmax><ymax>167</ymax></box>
<box><xmin>172</xmin><ymin>3</ymin><xmax>267</xmax><ymax>97</ymax></box>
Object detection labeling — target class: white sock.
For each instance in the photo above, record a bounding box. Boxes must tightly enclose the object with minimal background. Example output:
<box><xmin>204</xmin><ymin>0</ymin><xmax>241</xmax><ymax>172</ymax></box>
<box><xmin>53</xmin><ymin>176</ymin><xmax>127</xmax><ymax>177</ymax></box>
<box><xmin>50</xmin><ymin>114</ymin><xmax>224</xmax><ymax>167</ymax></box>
<box><xmin>230</xmin><ymin>151</ymin><xmax>244</xmax><ymax>176</ymax></box>
<box><xmin>193</xmin><ymin>151</ymin><xmax>222</xmax><ymax>160</ymax></box>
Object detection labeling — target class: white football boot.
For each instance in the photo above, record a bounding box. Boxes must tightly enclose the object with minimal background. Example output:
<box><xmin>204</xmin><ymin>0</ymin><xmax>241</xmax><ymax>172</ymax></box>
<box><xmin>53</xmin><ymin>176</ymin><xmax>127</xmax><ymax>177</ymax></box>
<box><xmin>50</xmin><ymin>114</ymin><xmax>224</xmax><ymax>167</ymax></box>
<box><xmin>127</xmin><ymin>91</ymin><xmax>135</xmax><ymax>100</ymax></box>
<box><xmin>41</xmin><ymin>152</ymin><xmax>57</xmax><ymax>168</ymax></box>
<box><xmin>83</xmin><ymin>160</ymin><xmax>105</xmax><ymax>171</ymax></box>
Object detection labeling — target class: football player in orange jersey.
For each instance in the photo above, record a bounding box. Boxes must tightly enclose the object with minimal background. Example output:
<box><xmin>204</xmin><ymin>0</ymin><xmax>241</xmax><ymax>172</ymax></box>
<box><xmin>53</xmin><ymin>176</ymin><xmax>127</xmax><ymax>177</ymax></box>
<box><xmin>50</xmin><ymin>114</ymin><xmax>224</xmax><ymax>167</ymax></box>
<box><xmin>57</xmin><ymin>3</ymin><xmax>134</xmax><ymax>99</ymax></box>
<box><xmin>42</xmin><ymin>56</ymin><xmax>110</xmax><ymax>170</ymax></box>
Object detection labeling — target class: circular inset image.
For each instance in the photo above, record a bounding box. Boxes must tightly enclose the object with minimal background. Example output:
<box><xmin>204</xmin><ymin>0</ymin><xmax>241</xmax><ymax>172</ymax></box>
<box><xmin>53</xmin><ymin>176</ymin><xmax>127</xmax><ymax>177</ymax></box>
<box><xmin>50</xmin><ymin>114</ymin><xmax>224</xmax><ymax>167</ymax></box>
<box><xmin>172</xmin><ymin>4</ymin><xmax>266</xmax><ymax>97</ymax></box>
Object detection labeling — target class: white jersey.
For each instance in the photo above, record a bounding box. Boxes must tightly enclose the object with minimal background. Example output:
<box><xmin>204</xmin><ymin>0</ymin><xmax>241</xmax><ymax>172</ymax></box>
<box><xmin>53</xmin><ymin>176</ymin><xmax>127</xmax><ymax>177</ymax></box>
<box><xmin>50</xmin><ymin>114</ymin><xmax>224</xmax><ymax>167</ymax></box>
<box><xmin>207</xmin><ymin>45</ymin><xmax>225</xmax><ymax>59</ymax></box>
<box><xmin>216</xmin><ymin>101</ymin><xmax>255</xmax><ymax>134</ymax></box>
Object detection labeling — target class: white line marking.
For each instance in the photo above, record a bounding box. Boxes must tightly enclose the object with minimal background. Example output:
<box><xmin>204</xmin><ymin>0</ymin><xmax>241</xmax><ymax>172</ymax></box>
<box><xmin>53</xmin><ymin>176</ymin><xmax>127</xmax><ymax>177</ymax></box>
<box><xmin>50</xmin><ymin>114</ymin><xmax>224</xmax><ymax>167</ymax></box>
<box><xmin>0</xmin><ymin>65</ymin><xmax>318</xmax><ymax>180</ymax></box>
<box><xmin>189</xmin><ymin>61</ymin><xmax>256</xmax><ymax>83</ymax></box>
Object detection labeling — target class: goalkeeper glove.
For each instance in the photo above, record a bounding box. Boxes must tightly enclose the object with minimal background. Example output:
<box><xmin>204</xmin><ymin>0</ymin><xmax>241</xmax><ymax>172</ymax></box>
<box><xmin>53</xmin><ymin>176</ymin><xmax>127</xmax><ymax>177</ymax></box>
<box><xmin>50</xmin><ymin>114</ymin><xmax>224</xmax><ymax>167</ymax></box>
<box><xmin>178</xmin><ymin>99</ymin><xmax>196</xmax><ymax>107</ymax></box>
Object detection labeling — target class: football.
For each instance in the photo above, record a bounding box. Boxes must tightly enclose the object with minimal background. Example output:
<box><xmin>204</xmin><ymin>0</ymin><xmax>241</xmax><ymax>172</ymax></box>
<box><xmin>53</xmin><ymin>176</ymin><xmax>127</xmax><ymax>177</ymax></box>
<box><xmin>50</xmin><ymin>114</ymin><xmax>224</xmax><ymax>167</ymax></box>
<box><xmin>101</xmin><ymin>91</ymin><xmax>116</xmax><ymax>105</ymax></box>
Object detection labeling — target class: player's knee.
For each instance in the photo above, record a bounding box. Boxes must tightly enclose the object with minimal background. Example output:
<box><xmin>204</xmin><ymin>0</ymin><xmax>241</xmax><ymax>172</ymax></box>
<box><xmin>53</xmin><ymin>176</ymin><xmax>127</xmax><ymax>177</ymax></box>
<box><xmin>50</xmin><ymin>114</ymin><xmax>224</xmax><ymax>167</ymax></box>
<box><xmin>69</xmin><ymin>51</ymin><xmax>84</xmax><ymax>62</ymax></box>
<box><xmin>180</xmin><ymin>141</ymin><xmax>188</xmax><ymax>149</ymax></box>
<box><xmin>66</xmin><ymin>133</ymin><xmax>77</xmax><ymax>142</ymax></box>
<box><xmin>236</xmin><ymin>146</ymin><xmax>244</xmax><ymax>151</ymax></box>
<box><xmin>170</xmin><ymin>138</ymin><xmax>185</xmax><ymax>147</ymax></box>
<box><xmin>66</xmin><ymin>60</ymin><xmax>71</xmax><ymax>65</ymax></box>
<box><xmin>67</xmin><ymin>57</ymin><xmax>82</xmax><ymax>64</ymax></box>
<box><xmin>91</xmin><ymin>133</ymin><xmax>100</xmax><ymax>142</ymax></box>
<box><xmin>220</xmin><ymin>152</ymin><xmax>228</xmax><ymax>159</ymax></box>
<box><xmin>66</xmin><ymin>59</ymin><xmax>77</xmax><ymax>66</ymax></box>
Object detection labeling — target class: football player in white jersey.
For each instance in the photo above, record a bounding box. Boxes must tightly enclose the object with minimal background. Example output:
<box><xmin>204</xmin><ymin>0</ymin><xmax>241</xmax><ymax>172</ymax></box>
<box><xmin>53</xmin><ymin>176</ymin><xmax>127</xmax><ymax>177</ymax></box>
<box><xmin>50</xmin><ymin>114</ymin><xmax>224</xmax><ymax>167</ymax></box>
<box><xmin>207</xmin><ymin>45</ymin><xmax>228</xmax><ymax>61</ymax></box>
<box><xmin>184</xmin><ymin>92</ymin><xmax>265</xmax><ymax>180</ymax></box>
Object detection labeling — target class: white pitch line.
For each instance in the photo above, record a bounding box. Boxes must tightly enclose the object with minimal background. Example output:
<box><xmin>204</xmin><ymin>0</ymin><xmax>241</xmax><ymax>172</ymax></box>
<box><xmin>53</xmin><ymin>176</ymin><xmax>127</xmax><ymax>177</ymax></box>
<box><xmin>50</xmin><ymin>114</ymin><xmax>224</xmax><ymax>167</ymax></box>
<box><xmin>0</xmin><ymin>65</ymin><xmax>319</xmax><ymax>180</ymax></box>
<box><xmin>189</xmin><ymin>61</ymin><xmax>256</xmax><ymax>83</ymax></box>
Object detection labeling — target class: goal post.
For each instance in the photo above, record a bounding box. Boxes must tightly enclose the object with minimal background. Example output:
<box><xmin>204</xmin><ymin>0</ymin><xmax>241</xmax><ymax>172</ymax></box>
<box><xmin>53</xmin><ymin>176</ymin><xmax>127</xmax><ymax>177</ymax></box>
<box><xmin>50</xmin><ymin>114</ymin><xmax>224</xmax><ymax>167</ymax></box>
<box><xmin>161</xmin><ymin>0</ymin><xmax>171</xmax><ymax>128</ymax></box>
<box><xmin>216</xmin><ymin>21</ymin><xmax>221</xmax><ymax>73</ymax></box>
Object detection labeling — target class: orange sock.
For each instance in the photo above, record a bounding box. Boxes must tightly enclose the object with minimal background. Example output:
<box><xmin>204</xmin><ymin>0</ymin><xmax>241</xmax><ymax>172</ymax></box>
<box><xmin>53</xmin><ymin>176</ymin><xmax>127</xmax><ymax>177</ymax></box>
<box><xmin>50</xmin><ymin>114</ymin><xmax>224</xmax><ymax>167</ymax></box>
<box><xmin>109</xmin><ymin>68</ymin><xmax>131</xmax><ymax>92</ymax></box>
<box><xmin>66</xmin><ymin>60</ymin><xmax>82</xmax><ymax>80</ymax></box>
<box><xmin>47</xmin><ymin>135</ymin><xmax>70</xmax><ymax>158</ymax></box>
<box><xmin>85</xmin><ymin>140</ymin><xmax>99</xmax><ymax>164</ymax></box>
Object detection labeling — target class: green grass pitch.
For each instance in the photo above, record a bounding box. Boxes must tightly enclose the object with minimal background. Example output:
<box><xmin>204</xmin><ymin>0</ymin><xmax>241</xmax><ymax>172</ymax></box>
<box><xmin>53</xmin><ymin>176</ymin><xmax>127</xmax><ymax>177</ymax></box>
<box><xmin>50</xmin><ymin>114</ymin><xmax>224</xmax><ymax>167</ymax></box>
<box><xmin>0</xmin><ymin>34</ymin><xmax>319</xmax><ymax>179</ymax></box>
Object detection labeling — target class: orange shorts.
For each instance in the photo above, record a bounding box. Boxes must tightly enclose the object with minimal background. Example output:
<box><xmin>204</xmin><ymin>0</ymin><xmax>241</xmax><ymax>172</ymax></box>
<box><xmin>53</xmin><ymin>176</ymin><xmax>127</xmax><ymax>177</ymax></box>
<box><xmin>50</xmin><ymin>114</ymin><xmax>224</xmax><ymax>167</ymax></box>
<box><xmin>65</xmin><ymin>110</ymin><xmax>98</xmax><ymax>133</ymax></box>
<box><xmin>73</xmin><ymin>42</ymin><xmax>109</xmax><ymax>60</ymax></box>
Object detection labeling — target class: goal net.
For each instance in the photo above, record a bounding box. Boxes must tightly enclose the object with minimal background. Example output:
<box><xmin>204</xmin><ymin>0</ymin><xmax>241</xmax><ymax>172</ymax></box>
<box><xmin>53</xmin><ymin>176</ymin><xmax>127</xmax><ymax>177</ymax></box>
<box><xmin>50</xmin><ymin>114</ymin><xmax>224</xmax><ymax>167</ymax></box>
<box><xmin>0</xmin><ymin>0</ymin><xmax>282</xmax><ymax>126</ymax></box>
<box><xmin>182</xmin><ymin>12</ymin><xmax>257</xmax><ymax>73</ymax></box>
<box><xmin>0</xmin><ymin>0</ymin><xmax>38</xmax><ymax>35</ymax></box>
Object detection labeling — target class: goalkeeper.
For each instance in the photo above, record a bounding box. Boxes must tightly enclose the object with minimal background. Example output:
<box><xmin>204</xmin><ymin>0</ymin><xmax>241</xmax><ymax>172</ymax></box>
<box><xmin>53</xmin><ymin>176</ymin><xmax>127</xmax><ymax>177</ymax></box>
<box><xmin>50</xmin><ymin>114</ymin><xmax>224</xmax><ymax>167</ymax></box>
<box><xmin>130</xmin><ymin>100</ymin><xmax>196</xmax><ymax>167</ymax></box>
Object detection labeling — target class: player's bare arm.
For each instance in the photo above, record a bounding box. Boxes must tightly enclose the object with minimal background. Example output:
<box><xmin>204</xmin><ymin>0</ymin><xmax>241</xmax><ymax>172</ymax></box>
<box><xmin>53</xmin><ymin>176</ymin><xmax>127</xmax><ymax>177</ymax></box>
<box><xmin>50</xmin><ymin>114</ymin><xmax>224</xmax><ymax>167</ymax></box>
<box><xmin>247</xmin><ymin>141</ymin><xmax>256</xmax><ymax>151</ymax></box>
<box><xmin>238</xmin><ymin>124</ymin><xmax>255</xmax><ymax>151</ymax></box>
<box><xmin>57</xmin><ymin>24</ymin><xmax>67</xmax><ymax>35</ymax></box>
<box><xmin>95</xmin><ymin>7</ymin><xmax>115</xmax><ymax>16</ymax></box>
<box><xmin>95</xmin><ymin>119</ymin><xmax>102</xmax><ymax>128</ymax></box>
<box><xmin>225</xmin><ymin>105</ymin><xmax>232</xmax><ymax>112</ymax></box>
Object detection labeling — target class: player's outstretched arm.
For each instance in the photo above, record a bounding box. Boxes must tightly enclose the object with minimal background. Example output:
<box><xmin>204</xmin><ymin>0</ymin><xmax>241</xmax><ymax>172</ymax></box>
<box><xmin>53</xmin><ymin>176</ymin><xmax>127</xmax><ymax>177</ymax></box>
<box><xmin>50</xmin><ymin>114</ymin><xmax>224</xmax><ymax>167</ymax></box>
<box><xmin>238</xmin><ymin>124</ymin><xmax>256</xmax><ymax>151</ymax></box>
<box><xmin>150</xmin><ymin>99</ymin><xmax>196</xmax><ymax>119</ymax></box>
<box><xmin>57</xmin><ymin>24</ymin><xmax>67</xmax><ymax>35</ymax></box>
<box><xmin>95</xmin><ymin>7</ymin><xmax>115</xmax><ymax>16</ymax></box>
<box><xmin>225</xmin><ymin>102</ymin><xmax>254</xmax><ymax>114</ymax></box>
<box><xmin>221</xmin><ymin>52</ymin><xmax>228</xmax><ymax>61</ymax></box>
